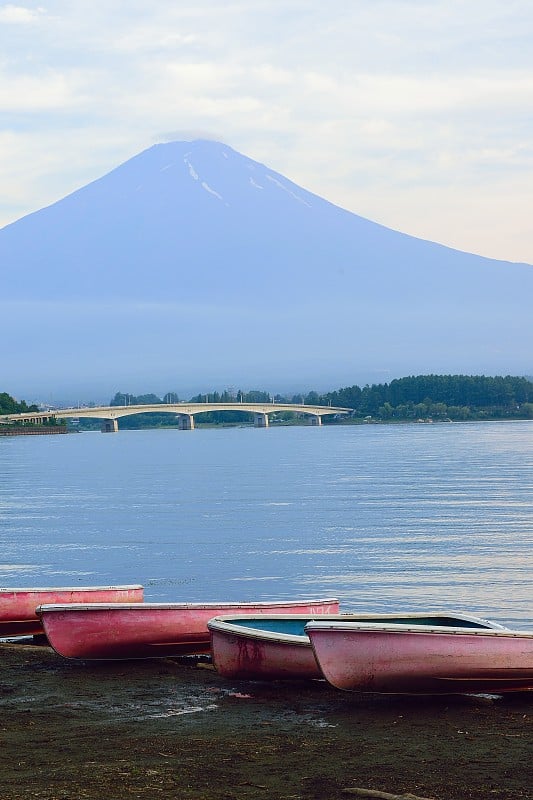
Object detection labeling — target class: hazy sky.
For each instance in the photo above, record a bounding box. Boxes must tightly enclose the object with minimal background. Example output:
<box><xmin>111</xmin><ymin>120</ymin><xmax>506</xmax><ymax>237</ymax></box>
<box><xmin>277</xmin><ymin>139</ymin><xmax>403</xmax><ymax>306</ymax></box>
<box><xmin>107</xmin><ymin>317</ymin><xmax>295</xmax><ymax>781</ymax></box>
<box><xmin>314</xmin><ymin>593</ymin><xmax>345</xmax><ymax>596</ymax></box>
<box><xmin>1</xmin><ymin>0</ymin><xmax>532</xmax><ymax>264</ymax></box>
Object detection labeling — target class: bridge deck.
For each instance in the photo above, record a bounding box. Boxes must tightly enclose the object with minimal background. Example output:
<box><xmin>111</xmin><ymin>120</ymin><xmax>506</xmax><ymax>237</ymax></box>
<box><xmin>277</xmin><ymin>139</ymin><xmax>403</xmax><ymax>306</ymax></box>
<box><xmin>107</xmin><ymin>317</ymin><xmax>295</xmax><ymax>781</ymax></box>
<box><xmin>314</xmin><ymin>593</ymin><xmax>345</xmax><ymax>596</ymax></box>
<box><xmin>0</xmin><ymin>402</ymin><xmax>351</xmax><ymax>424</ymax></box>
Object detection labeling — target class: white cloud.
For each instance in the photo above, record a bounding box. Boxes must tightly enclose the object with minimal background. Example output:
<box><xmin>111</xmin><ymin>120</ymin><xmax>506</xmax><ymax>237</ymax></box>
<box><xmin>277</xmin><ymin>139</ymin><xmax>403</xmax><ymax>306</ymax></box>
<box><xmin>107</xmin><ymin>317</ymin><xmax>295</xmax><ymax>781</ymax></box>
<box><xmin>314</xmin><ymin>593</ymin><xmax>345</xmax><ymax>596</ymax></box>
<box><xmin>0</xmin><ymin>4</ymin><xmax>45</xmax><ymax>24</ymax></box>
<box><xmin>0</xmin><ymin>69</ymin><xmax>84</xmax><ymax>110</ymax></box>
<box><xmin>0</xmin><ymin>0</ymin><xmax>533</xmax><ymax>262</ymax></box>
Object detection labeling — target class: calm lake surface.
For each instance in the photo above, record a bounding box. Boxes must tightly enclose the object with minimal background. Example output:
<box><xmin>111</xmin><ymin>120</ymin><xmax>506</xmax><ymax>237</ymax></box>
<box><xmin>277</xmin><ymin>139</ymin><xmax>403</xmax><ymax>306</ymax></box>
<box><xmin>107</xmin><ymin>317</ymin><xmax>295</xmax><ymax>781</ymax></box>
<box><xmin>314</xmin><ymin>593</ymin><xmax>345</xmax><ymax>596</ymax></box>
<box><xmin>1</xmin><ymin>422</ymin><xmax>531</xmax><ymax>628</ymax></box>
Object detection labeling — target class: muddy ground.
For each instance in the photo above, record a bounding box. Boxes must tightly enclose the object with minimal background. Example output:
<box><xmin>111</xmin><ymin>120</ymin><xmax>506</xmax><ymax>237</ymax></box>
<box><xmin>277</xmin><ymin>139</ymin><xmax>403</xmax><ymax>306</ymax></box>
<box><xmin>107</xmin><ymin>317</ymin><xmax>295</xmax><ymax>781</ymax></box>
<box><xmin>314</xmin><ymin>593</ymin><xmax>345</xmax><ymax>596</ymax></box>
<box><xmin>0</xmin><ymin>641</ymin><xmax>531</xmax><ymax>800</ymax></box>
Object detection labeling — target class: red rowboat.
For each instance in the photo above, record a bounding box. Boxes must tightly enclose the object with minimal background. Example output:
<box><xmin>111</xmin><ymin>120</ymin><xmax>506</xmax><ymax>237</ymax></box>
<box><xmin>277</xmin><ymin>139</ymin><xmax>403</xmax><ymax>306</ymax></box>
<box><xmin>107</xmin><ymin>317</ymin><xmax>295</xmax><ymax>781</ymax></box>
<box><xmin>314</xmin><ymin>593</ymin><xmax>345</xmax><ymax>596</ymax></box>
<box><xmin>37</xmin><ymin>597</ymin><xmax>340</xmax><ymax>660</ymax></box>
<box><xmin>209</xmin><ymin>614</ymin><xmax>322</xmax><ymax>680</ymax></box>
<box><xmin>305</xmin><ymin>620</ymin><xmax>533</xmax><ymax>694</ymax></box>
<box><xmin>0</xmin><ymin>585</ymin><xmax>144</xmax><ymax>637</ymax></box>
<box><xmin>208</xmin><ymin>612</ymin><xmax>507</xmax><ymax>681</ymax></box>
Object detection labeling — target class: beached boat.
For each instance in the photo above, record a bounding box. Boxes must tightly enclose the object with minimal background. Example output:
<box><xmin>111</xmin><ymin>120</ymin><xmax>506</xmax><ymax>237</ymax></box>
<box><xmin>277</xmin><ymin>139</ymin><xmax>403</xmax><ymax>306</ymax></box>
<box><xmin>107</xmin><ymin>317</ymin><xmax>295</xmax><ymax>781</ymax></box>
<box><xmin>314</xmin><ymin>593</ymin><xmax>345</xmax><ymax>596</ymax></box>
<box><xmin>305</xmin><ymin>619</ymin><xmax>533</xmax><ymax>694</ymax></box>
<box><xmin>0</xmin><ymin>585</ymin><xmax>144</xmax><ymax>638</ymax></box>
<box><xmin>37</xmin><ymin>597</ymin><xmax>340</xmax><ymax>660</ymax></box>
<box><xmin>208</xmin><ymin>612</ymin><xmax>506</xmax><ymax>681</ymax></box>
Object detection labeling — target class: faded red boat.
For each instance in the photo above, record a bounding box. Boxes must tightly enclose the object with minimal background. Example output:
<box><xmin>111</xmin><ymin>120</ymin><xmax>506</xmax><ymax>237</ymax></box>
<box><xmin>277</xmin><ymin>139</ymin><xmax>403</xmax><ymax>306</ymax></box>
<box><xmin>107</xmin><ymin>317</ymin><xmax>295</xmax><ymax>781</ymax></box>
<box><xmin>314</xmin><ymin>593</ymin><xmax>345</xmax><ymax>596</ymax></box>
<box><xmin>208</xmin><ymin>612</ymin><xmax>506</xmax><ymax>681</ymax></box>
<box><xmin>37</xmin><ymin>598</ymin><xmax>340</xmax><ymax>660</ymax></box>
<box><xmin>305</xmin><ymin>620</ymin><xmax>533</xmax><ymax>694</ymax></box>
<box><xmin>0</xmin><ymin>585</ymin><xmax>144</xmax><ymax>637</ymax></box>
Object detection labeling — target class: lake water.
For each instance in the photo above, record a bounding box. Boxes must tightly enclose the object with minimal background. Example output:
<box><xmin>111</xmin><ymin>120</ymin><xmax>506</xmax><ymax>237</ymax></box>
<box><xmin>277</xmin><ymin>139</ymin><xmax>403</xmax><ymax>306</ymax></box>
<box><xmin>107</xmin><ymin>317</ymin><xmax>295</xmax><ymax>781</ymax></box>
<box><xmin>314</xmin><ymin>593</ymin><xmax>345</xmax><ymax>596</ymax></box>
<box><xmin>1</xmin><ymin>422</ymin><xmax>531</xmax><ymax>629</ymax></box>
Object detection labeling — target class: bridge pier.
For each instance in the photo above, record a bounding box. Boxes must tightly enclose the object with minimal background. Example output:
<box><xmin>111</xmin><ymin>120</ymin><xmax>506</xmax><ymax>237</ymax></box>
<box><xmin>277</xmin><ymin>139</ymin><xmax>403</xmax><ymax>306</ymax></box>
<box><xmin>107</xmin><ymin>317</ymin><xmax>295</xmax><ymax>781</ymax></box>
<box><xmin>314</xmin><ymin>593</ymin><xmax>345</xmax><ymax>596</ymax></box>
<box><xmin>308</xmin><ymin>414</ymin><xmax>322</xmax><ymax>426</ymax></box>
<box><xmin>177</xmin><ymin>414</ymin><xmax>195</xmax><ymax>430</ymax></box>
<box><xmin>254</xmin><ymin>412</ymin><xmax>269</xmax><ymax>428</ymax></box>
<box><xmin>101</xmin><ymin>419</ymin><xmax>119</xmax><ymax>433</ymax></box>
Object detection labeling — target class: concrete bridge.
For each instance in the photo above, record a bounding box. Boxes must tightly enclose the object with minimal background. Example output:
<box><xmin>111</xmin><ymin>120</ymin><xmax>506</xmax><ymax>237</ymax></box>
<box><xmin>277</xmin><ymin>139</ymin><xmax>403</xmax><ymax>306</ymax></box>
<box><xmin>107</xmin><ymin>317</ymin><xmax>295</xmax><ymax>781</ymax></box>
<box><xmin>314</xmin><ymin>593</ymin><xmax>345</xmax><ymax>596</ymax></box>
<box><xmin>0</xmin><ymin>402</ymin><xmax>351</xmax><ymax>432</ymax></box>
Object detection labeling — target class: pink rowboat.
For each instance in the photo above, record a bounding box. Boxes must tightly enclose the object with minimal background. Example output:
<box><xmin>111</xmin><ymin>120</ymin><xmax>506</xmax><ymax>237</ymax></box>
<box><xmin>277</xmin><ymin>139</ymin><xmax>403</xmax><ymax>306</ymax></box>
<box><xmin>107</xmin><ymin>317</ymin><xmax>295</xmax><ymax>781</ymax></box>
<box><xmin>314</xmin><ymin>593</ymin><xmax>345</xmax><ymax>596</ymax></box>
<box><xmin>0</xmin><ymin>585</ymin><xmax>144</xmax><ymax>638</ymax></box>
<box><xmin>37</xmin><ymin>598</ymin><xmax>340</xmax><ymax>660</ymax></box>
<box><xmin>209</xmin><ymin>614</ymin><xmax>322</xmax><ymax>680</ymax></box>
<box><xmin>305</xmin><ymin>620</ymin><xmax>533</xmax><ymax>695</ymax></box>
<box><xmin>208</xmin><ymin>612</ymin><xmax>507</xmax><ymax>682</ymax></box>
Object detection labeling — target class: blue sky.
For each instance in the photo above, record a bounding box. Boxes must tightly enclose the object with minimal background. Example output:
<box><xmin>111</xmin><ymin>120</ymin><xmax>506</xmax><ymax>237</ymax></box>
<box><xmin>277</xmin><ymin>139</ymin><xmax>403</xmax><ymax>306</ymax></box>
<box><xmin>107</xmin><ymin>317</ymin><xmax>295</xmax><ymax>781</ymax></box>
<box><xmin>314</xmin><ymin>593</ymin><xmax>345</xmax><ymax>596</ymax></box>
<box><xmin>1</xmin><ymin>0</ymin><xmax>532</xmax><ymax>264</ymax></box>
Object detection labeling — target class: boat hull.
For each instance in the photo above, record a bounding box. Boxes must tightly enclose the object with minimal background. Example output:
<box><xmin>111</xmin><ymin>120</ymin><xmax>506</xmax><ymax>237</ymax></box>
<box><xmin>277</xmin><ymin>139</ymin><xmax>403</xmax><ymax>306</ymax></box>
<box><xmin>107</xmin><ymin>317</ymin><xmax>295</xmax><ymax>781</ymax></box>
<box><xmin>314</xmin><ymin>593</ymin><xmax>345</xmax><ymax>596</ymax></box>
<box><xmin>37</xmin><ymin>598</ymin><xmax>340</xmax><ymax>660</ymax></box>
<box><xmin>209</xmin><ymin>615</ymin><xmax>321</xmax><ymax>680</ymax></box>
<box><xmin>0</xmin><ymin>585</ymin><xmax>144</xmax><ymax>637</ymax></box>
<box><xmin>208</xmin><ymin>612</ymin><xmax>505</xmax><ymax>682</ymax></box>
<box><xmin>305</xmin><ymin>621</ymin><xmax>533</xmax><ymax>694</ymax></box>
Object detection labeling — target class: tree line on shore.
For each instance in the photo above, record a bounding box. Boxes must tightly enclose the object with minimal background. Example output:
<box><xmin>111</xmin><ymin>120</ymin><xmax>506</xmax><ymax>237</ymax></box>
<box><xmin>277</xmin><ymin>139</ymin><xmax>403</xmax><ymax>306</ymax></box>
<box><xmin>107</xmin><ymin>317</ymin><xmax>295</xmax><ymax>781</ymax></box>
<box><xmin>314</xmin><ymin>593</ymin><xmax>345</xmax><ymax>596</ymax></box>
<box><xmin>108</xmin><ymin>374</ymin><xmax>533</xmax><ymax>428</ymax></box>
<box><xmin>2</xmin><ymin>375</ymin><xmax>533</xmax><ymax>428</ymax></box>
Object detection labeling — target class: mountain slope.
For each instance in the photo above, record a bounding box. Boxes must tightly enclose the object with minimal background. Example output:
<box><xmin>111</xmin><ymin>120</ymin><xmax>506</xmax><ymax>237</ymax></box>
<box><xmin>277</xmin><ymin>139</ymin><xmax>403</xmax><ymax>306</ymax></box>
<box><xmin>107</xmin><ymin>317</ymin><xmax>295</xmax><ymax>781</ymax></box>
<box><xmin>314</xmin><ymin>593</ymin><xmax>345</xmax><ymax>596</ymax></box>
<box><xmin>1</xmin><ymin>139</ymin><xmax>532</xmax><ymax>398</ymax></box>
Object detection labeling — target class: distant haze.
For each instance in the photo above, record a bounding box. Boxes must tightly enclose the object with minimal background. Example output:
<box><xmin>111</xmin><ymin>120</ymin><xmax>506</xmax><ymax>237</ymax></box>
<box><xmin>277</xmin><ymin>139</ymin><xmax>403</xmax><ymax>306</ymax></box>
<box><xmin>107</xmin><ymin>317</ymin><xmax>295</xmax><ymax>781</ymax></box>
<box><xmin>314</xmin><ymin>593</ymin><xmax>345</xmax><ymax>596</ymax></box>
<box><xmin>1</xmin><ymin>139</ymin><xmax>532</xmax><ymax>405</ymax></box>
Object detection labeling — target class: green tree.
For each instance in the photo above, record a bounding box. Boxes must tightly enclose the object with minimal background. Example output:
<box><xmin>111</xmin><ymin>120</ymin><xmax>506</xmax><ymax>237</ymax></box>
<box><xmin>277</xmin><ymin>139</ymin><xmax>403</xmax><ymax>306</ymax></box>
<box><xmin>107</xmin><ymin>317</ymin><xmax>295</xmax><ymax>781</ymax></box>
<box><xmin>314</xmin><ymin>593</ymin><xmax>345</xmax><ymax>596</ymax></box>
<box><xmin>0</xmin><ymin>392</ymin><xmax>39</xmax><ymax>415</ymax></box>
<box><xmin>521</xmin><ymin>403</ymin><xmax>533</xmax><ymax>419</ymax></box>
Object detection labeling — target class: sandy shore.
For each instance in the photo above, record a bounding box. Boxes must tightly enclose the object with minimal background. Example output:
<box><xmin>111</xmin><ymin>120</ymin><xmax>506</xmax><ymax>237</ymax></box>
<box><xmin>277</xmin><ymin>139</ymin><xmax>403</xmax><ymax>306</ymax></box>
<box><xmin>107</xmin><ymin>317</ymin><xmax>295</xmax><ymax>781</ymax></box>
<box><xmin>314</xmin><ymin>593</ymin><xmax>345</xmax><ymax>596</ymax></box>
<box><xmin>1</xmin><ymin>641</ymin><xmax>531</xmax><ymax>800</ymax></box>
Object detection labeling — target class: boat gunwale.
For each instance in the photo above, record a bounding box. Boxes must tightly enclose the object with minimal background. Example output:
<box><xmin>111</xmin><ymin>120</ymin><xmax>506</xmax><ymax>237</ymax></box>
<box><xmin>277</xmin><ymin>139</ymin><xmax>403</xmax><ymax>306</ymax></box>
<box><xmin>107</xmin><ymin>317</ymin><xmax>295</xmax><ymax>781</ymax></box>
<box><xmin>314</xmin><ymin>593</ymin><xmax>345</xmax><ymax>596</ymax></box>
<box><xmin>36</xmin><ymin>597</ymin><xmax>339</xmax><ymax>614</ymax></box>
<box><xmin>208</xmin><ymin>613</ymin><xmax>315</xmax><ymax>645</ymax></box>
<box><xmin>207</xmin><ymin>611</ymin><xmax>509</xmax><ymax>646</ymax></box>
<box><xmin>1</xmin><ymin>585</ymin><xmax>144</xmax><ymax>594</ymax></box>
<box><xmin>304</xmin><ymin>621</ymin><xmax>532</xmax><ymax>638</ymax></box>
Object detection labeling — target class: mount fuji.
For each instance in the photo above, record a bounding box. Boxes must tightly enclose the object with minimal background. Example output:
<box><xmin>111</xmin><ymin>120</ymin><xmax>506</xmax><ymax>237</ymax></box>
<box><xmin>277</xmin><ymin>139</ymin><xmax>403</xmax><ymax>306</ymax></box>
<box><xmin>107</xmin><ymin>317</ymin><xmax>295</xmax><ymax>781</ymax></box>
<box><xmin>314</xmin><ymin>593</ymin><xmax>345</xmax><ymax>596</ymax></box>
<box><xmin>1</xmin><ymin>139</ymin><xmax>532</xmax><ymax>401</ymax></box>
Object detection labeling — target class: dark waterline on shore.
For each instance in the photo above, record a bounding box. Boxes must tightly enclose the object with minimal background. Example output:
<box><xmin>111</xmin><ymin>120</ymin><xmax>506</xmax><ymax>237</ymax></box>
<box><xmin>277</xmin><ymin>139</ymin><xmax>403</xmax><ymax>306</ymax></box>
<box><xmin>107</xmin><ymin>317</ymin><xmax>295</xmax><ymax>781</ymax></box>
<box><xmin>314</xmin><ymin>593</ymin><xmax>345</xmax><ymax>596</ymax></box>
<box><xmin>1</xmin><ymin>422</ymin><xmax>531</xmax><ymax>628</ymax></box>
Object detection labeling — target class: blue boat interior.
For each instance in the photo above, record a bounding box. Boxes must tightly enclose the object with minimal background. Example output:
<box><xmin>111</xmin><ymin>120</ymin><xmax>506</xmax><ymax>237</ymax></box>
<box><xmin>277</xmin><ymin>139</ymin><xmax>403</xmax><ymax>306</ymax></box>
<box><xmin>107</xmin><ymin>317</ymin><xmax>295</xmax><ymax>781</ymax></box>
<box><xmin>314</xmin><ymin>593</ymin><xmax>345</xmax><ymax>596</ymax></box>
<box><xmin>232</xmin><ymin>618</ymin><xmax>310</xmax><ymax>635</ymax></box>
<box><xmin>227</xmin><ymin>615</ymin><xmax>493</xmax><ymax>636</ymax></box>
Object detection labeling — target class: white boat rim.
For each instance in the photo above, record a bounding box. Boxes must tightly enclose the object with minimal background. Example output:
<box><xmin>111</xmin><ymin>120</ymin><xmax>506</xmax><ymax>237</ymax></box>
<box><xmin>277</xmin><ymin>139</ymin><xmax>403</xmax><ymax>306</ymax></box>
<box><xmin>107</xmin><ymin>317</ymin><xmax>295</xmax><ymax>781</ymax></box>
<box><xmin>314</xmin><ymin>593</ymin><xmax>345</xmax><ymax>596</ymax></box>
<box><xmin>304</xmin><ymin>620</ymin><xmax>532</xmax><ymax>638</ymax></box>
<box><xmin>36</xmin><ymin>597</ymin><xmax>339</xmax><ymax>613</ymax></box>
<box><xmin>0</xmin><ymin>585</ymin><xmax>144</xmax><ymax>593</ymax></box>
